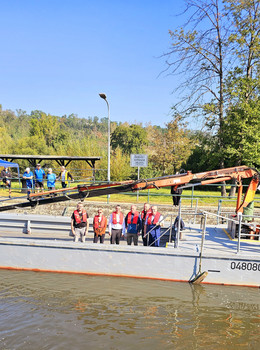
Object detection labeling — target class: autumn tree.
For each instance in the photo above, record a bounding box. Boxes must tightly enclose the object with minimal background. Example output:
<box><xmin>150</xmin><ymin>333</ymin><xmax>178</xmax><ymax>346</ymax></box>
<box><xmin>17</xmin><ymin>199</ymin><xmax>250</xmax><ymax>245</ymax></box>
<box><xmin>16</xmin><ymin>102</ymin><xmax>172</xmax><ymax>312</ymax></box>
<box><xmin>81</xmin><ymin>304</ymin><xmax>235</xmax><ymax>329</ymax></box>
<box><xmin>151</xmin><ymin>116</ymin><xmax>194</xmax><ymax>175</ymax></box>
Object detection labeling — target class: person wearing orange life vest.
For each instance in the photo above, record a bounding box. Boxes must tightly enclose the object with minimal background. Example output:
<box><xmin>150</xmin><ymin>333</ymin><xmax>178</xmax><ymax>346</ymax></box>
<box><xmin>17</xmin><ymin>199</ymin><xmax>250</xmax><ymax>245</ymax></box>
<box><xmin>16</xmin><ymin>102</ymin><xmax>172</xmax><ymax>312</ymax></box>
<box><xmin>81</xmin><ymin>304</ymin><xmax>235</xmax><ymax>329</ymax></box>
<box><xmin>93</xmin><ymin>208</ymin><xmax>107</xmax><ymax>244</ymax></box>
<box><xmin>140</xmin><ymin>203</ymin><xmax>152</xmax><ymax>246</ymax></box>
<box><xmin>124</xmin><ymin>205</ymin><xmax>142</xmax><ymax>246</ymax></box>
<box><xmin>144</xmin><ymin>205</ymin><xmax>164</xmax><ymax>247</ymax></box>
<box><xmin>71</xmin><ymin>202</ymin><xmax>89</xmax><ymax>243</ymax></box>
<box><xmin>108</xmin><ymin>205</ymin><xmax>125</xmax><ymax>245</ymax></box>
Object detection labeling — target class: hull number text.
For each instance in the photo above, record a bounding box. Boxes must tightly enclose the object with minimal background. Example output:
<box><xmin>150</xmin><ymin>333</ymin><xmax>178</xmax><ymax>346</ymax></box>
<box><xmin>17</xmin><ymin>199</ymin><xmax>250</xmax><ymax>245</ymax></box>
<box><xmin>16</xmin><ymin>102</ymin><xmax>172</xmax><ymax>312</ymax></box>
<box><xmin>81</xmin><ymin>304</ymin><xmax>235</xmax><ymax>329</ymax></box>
<box><xmin>230</xmin><ymin>261</ymin><xmax>260</xmax><ymax>271</ymax></box>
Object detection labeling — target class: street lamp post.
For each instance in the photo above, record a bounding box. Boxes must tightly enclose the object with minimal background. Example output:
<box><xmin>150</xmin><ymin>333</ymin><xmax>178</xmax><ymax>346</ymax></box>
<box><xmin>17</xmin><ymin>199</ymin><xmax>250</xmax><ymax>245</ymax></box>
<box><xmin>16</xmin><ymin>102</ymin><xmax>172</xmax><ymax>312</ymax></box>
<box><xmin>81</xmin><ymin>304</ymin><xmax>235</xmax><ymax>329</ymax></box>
<box><xmin>99</xmin><ymin>93</ymin><xmax>110</xmax><ymax>191</ymax></box>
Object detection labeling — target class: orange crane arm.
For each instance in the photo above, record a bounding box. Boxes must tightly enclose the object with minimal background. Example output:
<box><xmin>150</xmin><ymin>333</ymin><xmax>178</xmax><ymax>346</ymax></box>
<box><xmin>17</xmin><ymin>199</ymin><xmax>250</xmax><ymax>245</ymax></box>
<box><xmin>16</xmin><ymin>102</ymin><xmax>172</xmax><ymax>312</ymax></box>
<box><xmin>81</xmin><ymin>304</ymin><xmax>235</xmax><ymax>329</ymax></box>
<box><xmin>0</xmin><ymin>166</ymin><xmax>258</xmax><ymax>212</ymax></box>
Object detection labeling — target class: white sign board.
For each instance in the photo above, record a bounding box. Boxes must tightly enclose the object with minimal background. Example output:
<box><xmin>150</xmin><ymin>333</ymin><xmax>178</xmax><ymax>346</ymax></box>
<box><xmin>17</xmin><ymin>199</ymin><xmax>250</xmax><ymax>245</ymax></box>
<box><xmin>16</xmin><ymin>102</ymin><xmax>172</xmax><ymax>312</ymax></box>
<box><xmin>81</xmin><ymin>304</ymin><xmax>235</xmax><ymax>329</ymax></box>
<box><xmin>130</xmin><ymin>154</ymin><xmax>148</xmax><ymax>167</ymax></box>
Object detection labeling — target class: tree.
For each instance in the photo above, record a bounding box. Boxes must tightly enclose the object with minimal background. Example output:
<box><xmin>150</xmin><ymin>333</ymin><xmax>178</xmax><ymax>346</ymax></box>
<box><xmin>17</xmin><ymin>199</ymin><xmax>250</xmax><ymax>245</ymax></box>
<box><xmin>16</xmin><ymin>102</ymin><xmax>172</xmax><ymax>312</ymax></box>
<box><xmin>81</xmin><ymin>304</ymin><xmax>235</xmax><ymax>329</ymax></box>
<box><xmin>151</xmin><ymin>116</ymin><xmax>194</xmax><ymax>175</ymax></box>
<box><xmin>164</xmin><ymin>0</ymin><xmax>260</xmax><ymax>195</ymax></box>
<box><xmin>185</xmin><ymin>130</ymin><xmax>219</xmax><ymax>172</ymax></box>
<box><xmin>164</xmin><ymin>0</ymin><xmax>230</xmax><ymax>194</ymax></box>
<box><xmin>0</xmin><ymin>127</ymin><xmax>13</xmax><ymax>153</ymax></box>
<box><xmin>111</xmin><ymin>124</ymin><xmax>148</xmax><ymax>155</ymax></box>
<box><xmin>29</xmin><ymin>110</ymin><xmax>71</xmax><ymax>149</ymax></box>
<box><xmin>222</xmin><ymin>0</ymin><xmax>260</xmax><ymax>195</ymax></box>
<box><xmin>110</xmin><ymin>147</ymin><xmax>132</xmax><ymax>181</ymax></box>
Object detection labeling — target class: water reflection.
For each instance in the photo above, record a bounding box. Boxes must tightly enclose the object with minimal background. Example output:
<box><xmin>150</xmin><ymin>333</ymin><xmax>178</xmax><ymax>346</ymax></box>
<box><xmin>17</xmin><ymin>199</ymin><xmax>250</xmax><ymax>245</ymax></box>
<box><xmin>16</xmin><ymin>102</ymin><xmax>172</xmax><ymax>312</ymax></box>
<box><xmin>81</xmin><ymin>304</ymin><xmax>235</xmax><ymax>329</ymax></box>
<box><xmin>0</xmin><ymin>270</ymin><xmax>259</xmax><ymax>349</ymax></box>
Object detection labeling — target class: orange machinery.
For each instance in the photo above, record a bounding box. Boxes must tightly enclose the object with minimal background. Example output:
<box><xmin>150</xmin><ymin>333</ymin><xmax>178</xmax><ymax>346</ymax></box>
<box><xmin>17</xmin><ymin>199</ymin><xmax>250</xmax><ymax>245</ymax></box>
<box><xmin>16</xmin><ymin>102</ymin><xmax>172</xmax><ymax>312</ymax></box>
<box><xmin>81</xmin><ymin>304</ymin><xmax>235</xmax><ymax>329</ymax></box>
<box><xmin>0</xmin><ymin>166</ymin><xmax>259</xmax><ymax>217</ymax></box>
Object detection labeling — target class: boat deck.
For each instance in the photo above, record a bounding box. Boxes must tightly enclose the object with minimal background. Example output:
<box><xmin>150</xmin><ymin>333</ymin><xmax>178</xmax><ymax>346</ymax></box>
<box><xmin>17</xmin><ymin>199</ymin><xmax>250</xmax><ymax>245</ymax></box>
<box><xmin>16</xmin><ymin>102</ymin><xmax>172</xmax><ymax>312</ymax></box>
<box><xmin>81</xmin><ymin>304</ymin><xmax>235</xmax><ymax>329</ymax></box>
<box><xmin>175</xmin><ymin>224</ymin><xmax>260</xmax><ymax>257</ymax></box>
<box><xmin>0</xmin><ymin>221</ymin><xmax>259</xmax><ymax>258</ymax></box>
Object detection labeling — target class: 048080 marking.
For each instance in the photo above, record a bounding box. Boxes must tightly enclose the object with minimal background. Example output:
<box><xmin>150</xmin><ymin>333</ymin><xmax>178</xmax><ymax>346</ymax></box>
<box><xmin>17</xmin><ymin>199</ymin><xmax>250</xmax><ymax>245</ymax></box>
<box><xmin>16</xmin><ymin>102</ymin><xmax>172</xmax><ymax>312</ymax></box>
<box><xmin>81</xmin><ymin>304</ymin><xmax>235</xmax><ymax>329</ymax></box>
<box><xmin>230</xmin><ymin>261</ymin><xmax>260</xmax><ymax>271</ymax></box>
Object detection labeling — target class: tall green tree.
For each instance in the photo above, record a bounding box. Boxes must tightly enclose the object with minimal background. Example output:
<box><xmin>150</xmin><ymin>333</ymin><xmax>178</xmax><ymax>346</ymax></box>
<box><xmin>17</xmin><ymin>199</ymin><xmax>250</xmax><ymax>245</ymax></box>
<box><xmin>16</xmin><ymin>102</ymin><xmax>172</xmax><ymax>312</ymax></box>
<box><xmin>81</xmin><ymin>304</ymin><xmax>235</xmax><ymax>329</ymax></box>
<box><xmin>111</xmin><ymin>124</ymin><xmax>148</xmax><ymax>155</ymax></box>
<box><xmin>223</xmin><ymin>0</ymin><xmax>260</xmax><ymax>168</ymax></box>
<box><xmin>165</xmin><ymin>0</ymin><xmax>260</xmax><ymax>194</ymax></box>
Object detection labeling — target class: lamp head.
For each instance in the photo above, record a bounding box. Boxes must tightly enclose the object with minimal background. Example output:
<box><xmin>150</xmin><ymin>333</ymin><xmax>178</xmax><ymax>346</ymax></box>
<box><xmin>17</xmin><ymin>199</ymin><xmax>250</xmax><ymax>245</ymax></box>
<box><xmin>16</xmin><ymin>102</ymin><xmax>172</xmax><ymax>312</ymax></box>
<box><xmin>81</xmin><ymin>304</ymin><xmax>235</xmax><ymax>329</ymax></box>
<box><xmin>99</xmin><ymin>93</ymin><xmax>107</xmax><ymax>100</ymax></box>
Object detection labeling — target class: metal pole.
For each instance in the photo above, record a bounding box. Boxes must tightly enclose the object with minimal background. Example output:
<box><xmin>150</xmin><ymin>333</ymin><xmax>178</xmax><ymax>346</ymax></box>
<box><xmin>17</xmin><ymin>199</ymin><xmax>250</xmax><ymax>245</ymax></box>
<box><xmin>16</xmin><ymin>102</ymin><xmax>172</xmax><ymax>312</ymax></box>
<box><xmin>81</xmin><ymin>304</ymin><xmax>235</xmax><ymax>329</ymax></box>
<box><xmin>174</xmin><ymin>199</ymin><xmax>182</xmax><ymax>248</ymax></box>
<box><xmin>137</xmin><ymin>166</ymin><xmax>140</xmax><ymax>201</ymax></box>
<box><xmin>106</xmin><ymin>99</ymin><xmax>110</xmax><ymax>204</ymax></box>
<box><xmin>169</xmin><ymin>214</ymin><xmax>173</xmax><ymax>243</ymax></box>
<box><xmin>237</xmin><ymin>213</ymin><xmax>242</xmax><ymax>253</ymax></box>
<box><xmin>193</xmin><ymin>198</ymin><xmax>198</xmax><ymax>224</ymax></box>
<box><xmin>191</xmin><ymin>186</ymin><xmax>194</xmax><ymax>208</ymax></box>
<box><xmin>217</xmin><ymin>199</ymin><xmax>222</xmax><ymax>225</ymax></box>
<box><xmin>99</xmin><ymin>93</ymin><xmax>110</xmax><ymax>204</ymax></box>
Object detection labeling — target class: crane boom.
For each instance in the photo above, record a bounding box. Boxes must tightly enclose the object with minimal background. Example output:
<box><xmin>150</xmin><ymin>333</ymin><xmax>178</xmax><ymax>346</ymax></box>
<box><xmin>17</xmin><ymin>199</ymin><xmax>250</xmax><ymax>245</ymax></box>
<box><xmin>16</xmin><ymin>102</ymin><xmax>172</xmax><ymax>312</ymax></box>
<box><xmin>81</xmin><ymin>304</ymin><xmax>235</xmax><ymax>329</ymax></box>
<box><xmin>0</xmin><ymin>165</ymin><xmax>259</xmax><ymax>213</ymax></box>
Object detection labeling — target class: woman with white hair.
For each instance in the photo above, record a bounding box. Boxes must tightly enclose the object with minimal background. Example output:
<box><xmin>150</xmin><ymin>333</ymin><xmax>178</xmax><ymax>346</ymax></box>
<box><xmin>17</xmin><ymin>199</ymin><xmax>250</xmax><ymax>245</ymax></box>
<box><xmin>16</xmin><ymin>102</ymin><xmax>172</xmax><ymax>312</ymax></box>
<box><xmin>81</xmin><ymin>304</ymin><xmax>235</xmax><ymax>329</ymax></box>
<box><xmin>23</xmin><ymin>167</ymin><xmax>34</xmax><ymax>199</ymax></box>
<box><xmin>46</xmin><ymin>168</ymin><xmax>56</xmax><ymax>190</ymax></box>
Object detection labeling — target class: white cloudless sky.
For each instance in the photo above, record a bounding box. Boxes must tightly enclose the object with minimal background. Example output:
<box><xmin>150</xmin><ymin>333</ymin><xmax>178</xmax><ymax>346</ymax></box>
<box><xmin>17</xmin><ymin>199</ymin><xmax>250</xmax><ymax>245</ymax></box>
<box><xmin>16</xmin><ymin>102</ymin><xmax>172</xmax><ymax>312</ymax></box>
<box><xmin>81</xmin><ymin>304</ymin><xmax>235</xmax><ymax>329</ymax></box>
<box><xmin>1</xmin><ymin>0</ymin><xmax>187</xmax><ymax>127</ymax></box>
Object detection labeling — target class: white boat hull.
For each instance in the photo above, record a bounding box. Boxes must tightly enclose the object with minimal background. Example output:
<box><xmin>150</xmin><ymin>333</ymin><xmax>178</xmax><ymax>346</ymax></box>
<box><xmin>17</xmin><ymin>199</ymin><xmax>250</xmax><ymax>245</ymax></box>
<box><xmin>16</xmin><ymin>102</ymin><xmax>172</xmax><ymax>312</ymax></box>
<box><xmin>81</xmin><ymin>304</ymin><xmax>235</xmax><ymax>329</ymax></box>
<box><xmin>0</xmin><ymin>237</ymin><xmax>259</xmax><ymax>287</ymax></box>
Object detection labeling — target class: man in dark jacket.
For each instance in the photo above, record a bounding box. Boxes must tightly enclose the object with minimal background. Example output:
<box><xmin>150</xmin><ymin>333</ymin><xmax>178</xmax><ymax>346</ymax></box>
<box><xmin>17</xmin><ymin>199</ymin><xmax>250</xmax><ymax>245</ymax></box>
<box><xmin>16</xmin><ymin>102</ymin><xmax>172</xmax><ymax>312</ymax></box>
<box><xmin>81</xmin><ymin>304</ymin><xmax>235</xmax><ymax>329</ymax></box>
<box><xmin>1</xmin><ymin>167</ymin><xmax>12</xmax><ymax>198</ymax></box>
<box><xmin>124</xmin><ymin>205</ymin><xmax>142</xmax><ymax>246</ymax></box>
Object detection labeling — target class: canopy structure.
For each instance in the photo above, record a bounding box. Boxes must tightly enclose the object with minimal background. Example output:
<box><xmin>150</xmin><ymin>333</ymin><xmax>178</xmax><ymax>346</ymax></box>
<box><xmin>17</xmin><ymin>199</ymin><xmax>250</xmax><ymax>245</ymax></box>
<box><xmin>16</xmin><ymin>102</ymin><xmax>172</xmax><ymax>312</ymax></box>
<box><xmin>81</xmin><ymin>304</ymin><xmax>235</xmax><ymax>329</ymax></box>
<box><xmin>0</xmin><ymin>155</ymin><xmax>101</xmax><ymax>168</ymax></box>
<box><xmin>0</xmin><ymin>154</ymin><xmax>102</xmax><ymax>182</ymax></box>
<box><xmin>0</xmin><ymin>159</ymin><xmax>20</xmax><ymax>183</ymax></box>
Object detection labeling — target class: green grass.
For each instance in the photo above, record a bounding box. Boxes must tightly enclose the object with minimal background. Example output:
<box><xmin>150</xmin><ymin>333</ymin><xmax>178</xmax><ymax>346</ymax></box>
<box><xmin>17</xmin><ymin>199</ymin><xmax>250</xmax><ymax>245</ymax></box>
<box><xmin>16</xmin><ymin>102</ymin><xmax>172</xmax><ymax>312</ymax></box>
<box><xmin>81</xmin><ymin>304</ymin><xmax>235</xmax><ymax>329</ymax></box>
<box><xmin>85</xmin><ymin>187</ymin><xmax>260</xmax><ymax>208</ymax></box>
<box><xmin>1</xmin><ymin>183</ymin><xmax>259</xmax><ymax>209</ymax></box>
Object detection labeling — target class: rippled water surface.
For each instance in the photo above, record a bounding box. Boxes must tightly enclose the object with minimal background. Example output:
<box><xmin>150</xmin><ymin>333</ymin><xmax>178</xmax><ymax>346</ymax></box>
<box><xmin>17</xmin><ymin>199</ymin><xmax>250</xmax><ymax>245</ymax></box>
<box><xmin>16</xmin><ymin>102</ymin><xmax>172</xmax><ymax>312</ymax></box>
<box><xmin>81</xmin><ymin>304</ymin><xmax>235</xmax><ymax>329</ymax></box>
<box><xmin>0</xmin><ymin>270</ymin><xmax>259</xmax><ymax>349</ymax></box>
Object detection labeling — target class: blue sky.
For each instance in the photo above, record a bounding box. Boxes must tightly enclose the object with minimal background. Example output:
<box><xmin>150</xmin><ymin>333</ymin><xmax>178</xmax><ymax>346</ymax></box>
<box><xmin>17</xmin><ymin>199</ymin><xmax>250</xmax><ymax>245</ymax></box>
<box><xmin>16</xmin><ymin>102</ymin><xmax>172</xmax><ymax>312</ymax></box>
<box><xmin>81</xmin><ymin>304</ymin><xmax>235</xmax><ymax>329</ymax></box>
<box><xmin>1</xmin><ymin>0</ymin><xmax>186</xmax><ymax>127</ymax></box>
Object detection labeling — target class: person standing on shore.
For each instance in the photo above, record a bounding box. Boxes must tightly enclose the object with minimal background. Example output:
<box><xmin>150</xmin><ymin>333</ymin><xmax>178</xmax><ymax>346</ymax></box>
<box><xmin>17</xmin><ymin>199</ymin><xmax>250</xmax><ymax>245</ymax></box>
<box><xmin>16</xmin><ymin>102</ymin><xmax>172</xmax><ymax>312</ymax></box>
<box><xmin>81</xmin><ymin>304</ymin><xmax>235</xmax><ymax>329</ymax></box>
<box><xmin>23</xmin><ymin>167</ymin><xmax>34</xmax><ymax>199</ymax></box>
<box><xmin>71</xmin><ymin>202</ymin><xmax>89</xmax><ymax>243</ymax></box>
<box><xmin>108</xmin><ymin>205</ymin><xmax>125</xmax><ymax>245</ymax></box>
<box><xmin>93</xmin><ymin>208</ymin><xmax>107</xmax><ymax>243</ymax></box>
<box><xmin>1</xmin><ymin>167</ymin><xmax>12</xmax><ymax>198</ymax></box>
<box><xmin>57</xmin><ymin>166</ymin><xmax>74</xmax><ymax>188</ymax></box>
<box><xmin>46</xmin><ymin>168</ymin><xmax>56</xmax><ymax>191</ymax></box>
<box><xmin>34</xmin><ymin>164</ymin><xmax>45</xmax><ymax>193</ymax></box>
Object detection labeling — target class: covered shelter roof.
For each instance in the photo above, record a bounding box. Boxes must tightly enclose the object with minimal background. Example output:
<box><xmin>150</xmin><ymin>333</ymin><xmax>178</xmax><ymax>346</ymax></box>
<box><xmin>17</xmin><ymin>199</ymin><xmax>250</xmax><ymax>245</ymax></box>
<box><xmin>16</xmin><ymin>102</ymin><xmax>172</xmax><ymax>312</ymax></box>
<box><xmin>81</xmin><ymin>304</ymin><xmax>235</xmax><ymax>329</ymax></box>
<box><xmin>0</xmin><ymin>158</ymin><xmax>20</xmax><ymax>180</ymax></box>
<box><xmin>0</xmin><ymin>155</ymin><xmax>101</xmax><ymax>168</ymax></box>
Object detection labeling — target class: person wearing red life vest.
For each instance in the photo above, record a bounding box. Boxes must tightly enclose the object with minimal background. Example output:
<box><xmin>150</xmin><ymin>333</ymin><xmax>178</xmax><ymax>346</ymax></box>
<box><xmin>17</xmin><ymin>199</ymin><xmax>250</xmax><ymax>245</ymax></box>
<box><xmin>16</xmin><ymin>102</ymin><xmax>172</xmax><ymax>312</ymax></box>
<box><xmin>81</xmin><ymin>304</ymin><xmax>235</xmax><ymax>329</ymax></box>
<box><xmin>108</xmin><ymin>205</ymin><xmax>125</xmax><ymax>244</ymax></box>
<box><xmin>71</xmin><ymin>202</ymin><xmax>89</xmax><ymax>243</ymax></box>
<box><xmin>93</xmin><ymin>208</ymin><xmax>107</xmax><ymax>244</ymax></box>
<box><xmin>124</xmin><ymin>205</ymin><xmax>142</xmax><ymax>246</ymax></box>
<box><xmin>144</xmin><ymin>205</ymin><xmax>163</xmax><ymax>247</ymax></box>
<box><xmin>140</xmin><ymin>203</ymin><xmax>152</xmax><ymax>246</ymax></box>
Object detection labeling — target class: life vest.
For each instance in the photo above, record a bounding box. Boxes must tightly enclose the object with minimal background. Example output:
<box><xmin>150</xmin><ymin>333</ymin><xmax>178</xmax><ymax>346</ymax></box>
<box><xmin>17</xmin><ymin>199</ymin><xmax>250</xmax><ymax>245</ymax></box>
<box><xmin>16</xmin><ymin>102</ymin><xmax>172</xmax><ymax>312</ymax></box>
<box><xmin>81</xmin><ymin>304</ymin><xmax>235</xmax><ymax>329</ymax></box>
<box><xmin>127</xmin><ymin>211</ymin><xmax>139</xmax><ymax>224</ymax></box>
<box><xmin>94</xmin><ymin>215</ymin><xmax>106</xmax><ymax>229</ymax></box>
<box><xmin>62</xmin><ymin>170</ymin><xmax>69</xmax><ymax>185</ymax></box>
<box><xmin>141</xmin><ymin>208</ymin><xmax>151</xmax><ymax>220</ymax></box>
<box><xmin>112</xmin><ymin>211</ymin><xmax>124</xmax><ymax>225</ymax></box>
<box><xmin>74</xmin><ymin>210</ymin><xmax>87</xmax><ymax>224</ymax></box>
<box><xmin>147</xmin><ymin>212</ymin><xmax>161</xmax><ymax>226</ymax></box>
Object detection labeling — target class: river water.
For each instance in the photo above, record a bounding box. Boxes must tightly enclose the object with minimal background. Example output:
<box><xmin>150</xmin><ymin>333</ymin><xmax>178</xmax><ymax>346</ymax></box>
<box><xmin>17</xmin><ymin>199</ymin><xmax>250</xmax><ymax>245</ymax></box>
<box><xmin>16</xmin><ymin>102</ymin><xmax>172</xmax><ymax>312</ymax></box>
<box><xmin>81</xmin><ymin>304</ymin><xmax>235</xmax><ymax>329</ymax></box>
<box><xmin>0</xmin><ymin>270</ymin><xmax>259</xmax><ymax>350</ymax></box>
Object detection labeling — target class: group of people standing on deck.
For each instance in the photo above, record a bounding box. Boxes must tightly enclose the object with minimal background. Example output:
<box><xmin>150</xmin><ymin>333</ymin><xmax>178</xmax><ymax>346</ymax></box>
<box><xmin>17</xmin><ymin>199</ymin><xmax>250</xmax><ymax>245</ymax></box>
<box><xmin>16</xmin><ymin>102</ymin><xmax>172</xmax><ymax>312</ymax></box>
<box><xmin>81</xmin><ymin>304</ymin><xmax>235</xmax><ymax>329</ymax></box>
<box><xmin>22</xmin><ymin>164</ymin><xmax>74</xmax><ymax>198</ymax></box>
<box><xmin>71</xmin><ymin>202</ymin><xmax>164</xmax><ymax>247</ymax></box>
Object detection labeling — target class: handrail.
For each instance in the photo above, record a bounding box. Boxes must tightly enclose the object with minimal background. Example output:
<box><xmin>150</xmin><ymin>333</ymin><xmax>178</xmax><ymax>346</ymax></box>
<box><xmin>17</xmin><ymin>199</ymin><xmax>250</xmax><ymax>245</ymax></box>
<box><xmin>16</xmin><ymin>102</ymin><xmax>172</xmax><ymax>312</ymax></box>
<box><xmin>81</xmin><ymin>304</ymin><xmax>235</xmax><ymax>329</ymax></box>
<box><xmin>202</xmin><ymin>210</ymin><xmax>260</xmax><ymax>253</ymax></box>
<box><xmin>148</xmin><ymin>224</ymin><xmax>172</xmax><ymax>247</ymax></box>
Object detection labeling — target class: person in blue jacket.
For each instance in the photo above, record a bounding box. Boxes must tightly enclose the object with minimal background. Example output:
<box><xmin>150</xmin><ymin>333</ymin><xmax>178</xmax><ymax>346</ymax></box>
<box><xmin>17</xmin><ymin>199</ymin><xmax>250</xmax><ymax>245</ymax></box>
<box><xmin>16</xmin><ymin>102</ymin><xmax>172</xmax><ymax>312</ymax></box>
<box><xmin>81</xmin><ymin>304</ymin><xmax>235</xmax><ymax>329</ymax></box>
<box><xmin>34</xmin><ymin>163</ymin><xmax>46</xmax><ymax>193</ymax></box>
<box><xmin>46</xmin><ymin>168</ymin><xmax>56</xmax><ymax>190</ymax></box>
<box><xmin>124</xmin><ymin>205</ymin><xmax>142</xmax><ymax>246</ymax></box>
<box><xmin>23</xmin><ymin>167</ymin><xmax>34</xmax><ymax>199</ymax></box>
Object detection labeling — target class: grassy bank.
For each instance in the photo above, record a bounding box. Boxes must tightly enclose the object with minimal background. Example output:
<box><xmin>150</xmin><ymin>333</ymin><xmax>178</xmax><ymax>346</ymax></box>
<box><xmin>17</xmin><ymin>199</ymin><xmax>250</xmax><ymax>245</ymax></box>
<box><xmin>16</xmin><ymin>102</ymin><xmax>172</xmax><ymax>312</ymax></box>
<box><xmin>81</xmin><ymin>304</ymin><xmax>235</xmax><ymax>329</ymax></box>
<box><xmin>1</xmin><ymin>184</ymin><xmax>260</xmax><ymax>209</ymax></box>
